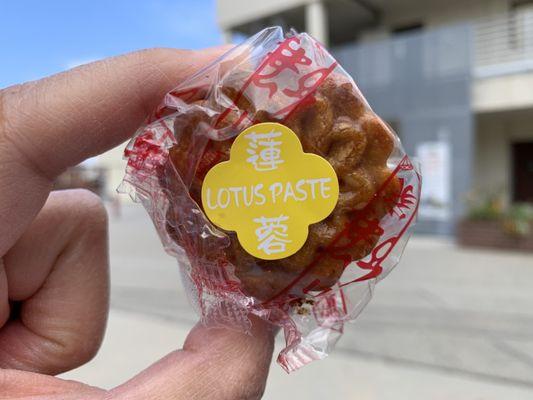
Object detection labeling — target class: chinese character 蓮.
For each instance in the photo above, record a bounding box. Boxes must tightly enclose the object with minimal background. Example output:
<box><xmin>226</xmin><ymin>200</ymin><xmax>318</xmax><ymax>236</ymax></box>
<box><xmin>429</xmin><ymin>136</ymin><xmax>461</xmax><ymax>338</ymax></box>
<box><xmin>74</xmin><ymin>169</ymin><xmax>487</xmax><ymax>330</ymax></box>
<box><xmin>245</xmin><ymin>130</ymin><xmax>284</xmax><ymax>171</ymax></box>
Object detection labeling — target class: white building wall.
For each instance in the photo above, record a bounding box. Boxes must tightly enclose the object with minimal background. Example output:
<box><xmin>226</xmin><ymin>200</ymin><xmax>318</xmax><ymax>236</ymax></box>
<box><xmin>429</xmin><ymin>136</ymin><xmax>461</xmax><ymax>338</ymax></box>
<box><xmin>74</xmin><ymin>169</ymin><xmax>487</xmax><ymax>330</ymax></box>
<box><xmin>475</xmin><ymin>117</ymin><xmax>510</xmax><ymax>197</ymax></box>
<box><xmin>473</xmin><ymin>72</ymin><xmax>533</xmax><ymax>113</ymax></box>
<box><xmin>360</xmin><ymin>0</ymin><xmax>508</xmax><ymax>41</ymax></box>
<box><xmin>475</xmin><ymin>110</ymin><xmax>533</xmax><ymax>202</ymax></box>
<box><xmin>393</xmin><ymin>0</ymin><xmax>506</xmax><ymax>27</ymax></box>
<box><xmin>217</xmin><ymin>0</ymin><xmax>309</xmax><ymax>30</ymax></box>
<box><xmin>98</xmin><ymin>142</ymin><xmax>128</xmax><ymax>202</ymax></box>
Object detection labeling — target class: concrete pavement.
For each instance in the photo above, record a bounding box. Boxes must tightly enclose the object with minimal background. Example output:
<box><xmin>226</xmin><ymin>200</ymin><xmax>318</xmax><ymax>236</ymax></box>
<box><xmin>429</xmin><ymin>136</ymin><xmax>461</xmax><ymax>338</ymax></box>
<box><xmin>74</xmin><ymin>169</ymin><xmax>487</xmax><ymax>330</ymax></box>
<box><xmin>61</xmin><ymin>205</ymin><xmax>533</xmax><ymax>399</ymax></box>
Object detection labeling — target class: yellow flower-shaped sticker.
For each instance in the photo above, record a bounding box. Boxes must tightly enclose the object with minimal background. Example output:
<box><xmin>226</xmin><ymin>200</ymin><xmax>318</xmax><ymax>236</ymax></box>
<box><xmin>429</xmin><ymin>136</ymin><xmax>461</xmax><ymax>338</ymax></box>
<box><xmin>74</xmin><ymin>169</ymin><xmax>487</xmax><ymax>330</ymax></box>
<box><xmin>201</xmin><ymin>122</ymin><xmax>339</xmax><ymax>260</ymax></box>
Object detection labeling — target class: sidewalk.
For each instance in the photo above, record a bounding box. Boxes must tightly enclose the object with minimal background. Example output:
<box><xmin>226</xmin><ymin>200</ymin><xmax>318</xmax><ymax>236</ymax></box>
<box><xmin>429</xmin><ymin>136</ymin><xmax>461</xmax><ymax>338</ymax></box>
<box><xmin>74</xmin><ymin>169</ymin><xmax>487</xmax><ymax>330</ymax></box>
<box><xmin>62</xmin><ymin>309</ymin><xmax>533</xmax><ymax>399</ymax></box>
<box><xmin>61</xmin><ymin>205</ymin><xmax>533</xmax><ymax>398</ymax></box>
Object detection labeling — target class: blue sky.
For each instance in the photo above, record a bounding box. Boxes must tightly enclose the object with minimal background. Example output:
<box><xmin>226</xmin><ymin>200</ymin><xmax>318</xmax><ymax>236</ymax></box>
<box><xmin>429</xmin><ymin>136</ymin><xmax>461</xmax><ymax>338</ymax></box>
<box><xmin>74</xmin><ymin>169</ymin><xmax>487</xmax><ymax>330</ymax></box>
<box><xmin>0</xmin><ymin>0</ymin><xmax>222</xmax><ymax>88</ymax></box>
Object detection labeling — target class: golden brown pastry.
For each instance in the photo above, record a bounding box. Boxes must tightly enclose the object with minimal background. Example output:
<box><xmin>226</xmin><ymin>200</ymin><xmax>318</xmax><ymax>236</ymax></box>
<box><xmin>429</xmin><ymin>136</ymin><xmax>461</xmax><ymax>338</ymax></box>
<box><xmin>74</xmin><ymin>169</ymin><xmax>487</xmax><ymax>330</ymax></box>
<box><xmin>165</xmin><ymin>77</ymin><xmax>400</xmax><ymax>300</ymax></box>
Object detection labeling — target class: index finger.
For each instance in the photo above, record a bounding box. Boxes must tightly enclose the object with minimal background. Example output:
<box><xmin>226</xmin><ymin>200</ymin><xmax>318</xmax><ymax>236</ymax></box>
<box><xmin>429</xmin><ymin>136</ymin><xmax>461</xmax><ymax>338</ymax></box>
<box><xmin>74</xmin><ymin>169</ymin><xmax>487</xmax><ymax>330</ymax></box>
<box><xmin>0</xmin><ymin>47</ymin><xmax>227</xmax><ymax>255</ymax></box>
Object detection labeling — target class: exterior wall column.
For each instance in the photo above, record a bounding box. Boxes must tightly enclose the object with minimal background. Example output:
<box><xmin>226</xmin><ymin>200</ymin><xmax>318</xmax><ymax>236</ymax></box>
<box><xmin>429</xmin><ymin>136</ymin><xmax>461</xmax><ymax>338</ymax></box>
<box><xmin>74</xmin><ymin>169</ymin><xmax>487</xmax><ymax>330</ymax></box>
<box><xmin>222</xmin><ymin>29</ymin><xmax>233</xmax><ymax>44</ymax></box>
<box><xmin>305</xmin><ymin>0</ymin><xmax>329</xmax><ymax>46</ymax></box>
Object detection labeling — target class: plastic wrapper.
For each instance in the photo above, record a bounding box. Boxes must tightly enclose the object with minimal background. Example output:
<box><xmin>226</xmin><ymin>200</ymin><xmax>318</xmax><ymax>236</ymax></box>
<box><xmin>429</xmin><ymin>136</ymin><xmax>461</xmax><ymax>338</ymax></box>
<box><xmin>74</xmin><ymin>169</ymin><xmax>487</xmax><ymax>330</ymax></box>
<box><xmin>120</xmin><ymin>27</ymin><xmax>421</xmax><ymax>372</ymax></box>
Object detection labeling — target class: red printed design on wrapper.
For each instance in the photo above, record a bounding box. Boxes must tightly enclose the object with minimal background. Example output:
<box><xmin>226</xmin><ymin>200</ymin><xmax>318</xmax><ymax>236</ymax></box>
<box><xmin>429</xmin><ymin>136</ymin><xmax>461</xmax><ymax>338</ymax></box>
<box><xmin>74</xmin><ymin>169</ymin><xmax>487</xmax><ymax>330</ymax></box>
<box><xmin>124</xmin><ymin>120</ymin><xmax>176</xmax><ymax>176</ymax></box>
<box><xmin>250</xmin><ymin>37</ymin><xmax>312</xmax><ymax>97</ymax></box>
<box><xmin>214</xmin><ymin>36</ymin><xmax>337</xmax><ymax>130</ymax></box>
<box><xmin>261</xmin><ymin>155</ymin><xmax>420</xmax><ymax>307</ymax></box>
<box><xmin>120</xmin><ymin>28</ymin><xmax>421</xmax><ymax>374</ymax></box>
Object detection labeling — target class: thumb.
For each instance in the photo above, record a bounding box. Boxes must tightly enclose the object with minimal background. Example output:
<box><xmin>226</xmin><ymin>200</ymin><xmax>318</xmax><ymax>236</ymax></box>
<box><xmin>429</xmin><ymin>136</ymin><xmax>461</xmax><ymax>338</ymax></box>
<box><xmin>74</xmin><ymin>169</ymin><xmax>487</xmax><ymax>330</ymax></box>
<box><xmin>109</xmin><ymin>317</ymin><xmax>275</xmax><ymax>400</ymax></box>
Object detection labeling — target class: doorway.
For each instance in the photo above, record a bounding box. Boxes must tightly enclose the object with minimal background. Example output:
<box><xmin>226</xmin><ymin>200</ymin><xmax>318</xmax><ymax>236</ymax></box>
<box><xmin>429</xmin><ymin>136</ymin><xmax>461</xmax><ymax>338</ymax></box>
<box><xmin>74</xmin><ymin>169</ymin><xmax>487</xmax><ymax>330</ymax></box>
<box><xmin>512</xmin><ymin>141</ymin><xmax>533</xmax><ymax>202</ymax></box>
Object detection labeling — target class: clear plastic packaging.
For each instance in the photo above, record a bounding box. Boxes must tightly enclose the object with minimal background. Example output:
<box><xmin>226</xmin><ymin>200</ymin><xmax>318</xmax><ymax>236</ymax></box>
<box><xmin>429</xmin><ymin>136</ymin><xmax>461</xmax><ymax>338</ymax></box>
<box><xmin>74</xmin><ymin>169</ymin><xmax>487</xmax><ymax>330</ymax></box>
<box><xmin>120</xmin><ymin>27</ymin><xmax>421</xmax><ymax>372</ymax></box>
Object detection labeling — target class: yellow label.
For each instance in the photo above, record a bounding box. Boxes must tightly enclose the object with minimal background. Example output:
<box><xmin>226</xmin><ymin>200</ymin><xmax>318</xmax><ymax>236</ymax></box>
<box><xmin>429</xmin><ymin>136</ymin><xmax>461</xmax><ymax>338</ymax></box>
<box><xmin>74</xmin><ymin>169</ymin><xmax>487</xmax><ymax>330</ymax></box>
<box><xmin>201</xmin><ymin>122</ymin><xmax>339</xmax><ymax>260</ymax></box>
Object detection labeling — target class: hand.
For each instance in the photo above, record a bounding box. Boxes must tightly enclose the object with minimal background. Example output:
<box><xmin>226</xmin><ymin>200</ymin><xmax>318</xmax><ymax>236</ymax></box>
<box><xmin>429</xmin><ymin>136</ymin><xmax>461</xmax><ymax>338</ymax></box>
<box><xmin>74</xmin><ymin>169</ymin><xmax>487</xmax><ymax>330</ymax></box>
<box><xmin>0</xmin><ymin>48</ymin><xmax>274</xmax><ymax>400</ymax></box>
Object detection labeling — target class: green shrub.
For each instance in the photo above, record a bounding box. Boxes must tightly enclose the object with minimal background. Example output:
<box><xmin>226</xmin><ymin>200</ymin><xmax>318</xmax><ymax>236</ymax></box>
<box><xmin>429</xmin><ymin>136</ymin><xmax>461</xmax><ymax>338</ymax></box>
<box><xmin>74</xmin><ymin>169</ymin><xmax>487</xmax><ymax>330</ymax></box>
<box><xmin>465</xmin><ymin>190</ymin><xmax>533</xmax><ymax>237</ymax></box>
<box><xmin>465</xmin><ymin>190</ymin><xmax>505</xmax><ymax>221</ymax></box>
<box><xmin>502</xmin><ymin>203</ymin><xmax>533</xmax><ymax>237</ymax></box>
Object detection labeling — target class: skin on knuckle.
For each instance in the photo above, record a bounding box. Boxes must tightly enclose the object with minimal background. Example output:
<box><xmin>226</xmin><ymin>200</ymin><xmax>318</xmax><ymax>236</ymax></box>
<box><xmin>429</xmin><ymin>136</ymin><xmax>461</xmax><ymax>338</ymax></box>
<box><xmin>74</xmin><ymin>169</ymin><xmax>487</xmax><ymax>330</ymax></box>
<box><xmin>0</xmin><ymin>83</ymin><xmax>53</xmax><ymax>177</ymax></box>
<box><xmin>43</xmin><ymin>190</ymin><xmax>108</xmax><ymax>373</ymax></box>
<box><xmin>71</xmin><ymin>337</ymin><xmax>101</xmax><ymax>367</ymax></box>
<box><xmin>234</xmin><ymin>384</ymin><xmax>266</xmax><ymax>400</ymax></box>
<box><xmin>0</xmin><ymin>89</ymin><xmax>5</xmax><ymax>137</ymax></box>
<box><xmin>46</xmin><ymin>335</ymin><xmax>100</xmax><ymax>373</ymax></box>
<box><xmin>0</xmin><ymin>87</ymin><xmax>15</xmax><ymax>149</ymax></box>
<box><xmin>68</xmin><ymin>189</ymin><xmax>108</xmax><ymax>227</ymax></box>
<box><xmin>0</xmin><ymin>83</ymin><xmax>109</xmax><ymax>377</ymax></box>
<box><xmin>0</xmin><ymin>369</ymin><xmax>5</xmax><ymax>390</ymax></box>
<box><xmin>43</xmin><ymin>303</ymin><xmax>106</xmax><ymax>372</ymax></box>
<box><xmin>221</xmin><ymin>384</ymin><xmax>265</xmax><ymax>400</ymax></box>
<box><xmin>204</xmin><ymin>330</ymin><xmax>272</xmax><ymax>400</ymax></box>
<box><xmin>215</xmin><ymin>360</ymin><xmax>268</xmax><ymax>400</ymax></box>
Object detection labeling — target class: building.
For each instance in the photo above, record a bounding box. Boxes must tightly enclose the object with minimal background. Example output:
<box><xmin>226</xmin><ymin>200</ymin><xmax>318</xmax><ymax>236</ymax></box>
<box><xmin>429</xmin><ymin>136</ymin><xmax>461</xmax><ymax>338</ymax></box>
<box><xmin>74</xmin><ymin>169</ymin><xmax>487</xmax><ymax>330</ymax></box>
<box><xmin>217</xmin><ymin>0</ymin><xmax>533</xmax><ymax>234</ymax></box>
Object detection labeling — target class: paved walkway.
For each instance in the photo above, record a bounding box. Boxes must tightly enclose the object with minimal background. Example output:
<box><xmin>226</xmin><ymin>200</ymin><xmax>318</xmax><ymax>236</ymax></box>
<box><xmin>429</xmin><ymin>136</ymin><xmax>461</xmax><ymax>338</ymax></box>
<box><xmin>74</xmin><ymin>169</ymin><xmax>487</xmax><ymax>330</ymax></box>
<box><xmin>62</xmin><ymin>205</ymin><xmax>533</xmax><ymax>399</ymax></box>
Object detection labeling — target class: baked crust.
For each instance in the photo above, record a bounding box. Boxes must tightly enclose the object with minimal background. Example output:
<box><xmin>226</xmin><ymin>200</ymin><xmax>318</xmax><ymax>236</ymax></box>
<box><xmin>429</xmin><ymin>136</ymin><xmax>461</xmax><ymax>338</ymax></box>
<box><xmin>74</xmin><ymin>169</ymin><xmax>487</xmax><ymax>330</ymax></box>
<box><xmin>165</xmin><ymin>77</ymin><xmax>400</xmax><ymax>300</ymax></box>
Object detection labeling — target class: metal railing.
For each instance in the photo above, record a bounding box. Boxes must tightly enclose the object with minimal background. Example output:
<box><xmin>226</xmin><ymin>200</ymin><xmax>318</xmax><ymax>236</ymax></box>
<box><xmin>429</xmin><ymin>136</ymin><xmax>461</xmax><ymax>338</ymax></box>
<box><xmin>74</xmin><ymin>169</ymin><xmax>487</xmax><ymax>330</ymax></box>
<box><xmin>474</xmin><ymin>9</ymin><xmax>533</xmax><ymax>78</ymax></box>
